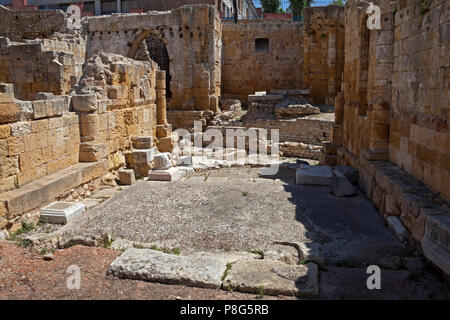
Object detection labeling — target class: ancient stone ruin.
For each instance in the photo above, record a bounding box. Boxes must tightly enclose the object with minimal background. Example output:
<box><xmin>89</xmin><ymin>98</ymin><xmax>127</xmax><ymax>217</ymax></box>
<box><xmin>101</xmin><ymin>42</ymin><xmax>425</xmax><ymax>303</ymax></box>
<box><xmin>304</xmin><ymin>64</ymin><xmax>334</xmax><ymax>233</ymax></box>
<box><xmin>0</xmin><ymin>0</ymin><xmax>448</xmax><ymax>300</ymax></box>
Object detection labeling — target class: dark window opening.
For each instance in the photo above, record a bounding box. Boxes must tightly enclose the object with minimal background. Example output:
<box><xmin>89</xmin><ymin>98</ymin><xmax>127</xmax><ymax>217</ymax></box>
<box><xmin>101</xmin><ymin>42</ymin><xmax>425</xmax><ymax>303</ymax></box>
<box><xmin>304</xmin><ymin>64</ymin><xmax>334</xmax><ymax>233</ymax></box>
<box><xmin>145</xmin><ymin>34</ymin><xmax>172</xmax><ymax>99</ymax></box>
<box><xmin>255</xmin><ymin>38</ymin><xmax>269</xmax><ymax>53</ymax></box>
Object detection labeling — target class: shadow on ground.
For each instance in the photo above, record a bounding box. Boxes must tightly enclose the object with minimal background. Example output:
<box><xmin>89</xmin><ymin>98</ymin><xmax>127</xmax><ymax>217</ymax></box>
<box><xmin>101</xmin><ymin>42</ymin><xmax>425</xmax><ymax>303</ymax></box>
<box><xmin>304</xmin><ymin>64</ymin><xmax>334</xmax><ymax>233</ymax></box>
<box><xmin>259</xmin><ymin>163</ymin><xmax>449</xmax><ymax>299</ymax></box>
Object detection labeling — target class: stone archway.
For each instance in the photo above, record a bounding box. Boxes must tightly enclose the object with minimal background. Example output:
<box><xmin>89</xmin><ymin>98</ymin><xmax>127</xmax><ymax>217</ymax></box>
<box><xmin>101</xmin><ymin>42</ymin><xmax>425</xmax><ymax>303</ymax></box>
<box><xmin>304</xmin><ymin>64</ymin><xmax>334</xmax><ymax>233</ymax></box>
<box><xmin>145</xmin><ymin>33</ymin><xmax>172</xmax><ymax>99</ymax></box>
<box><xmin>127</xmin><ymin>29</ymin><xmax>172</xmax><ymax>100</ymax></box>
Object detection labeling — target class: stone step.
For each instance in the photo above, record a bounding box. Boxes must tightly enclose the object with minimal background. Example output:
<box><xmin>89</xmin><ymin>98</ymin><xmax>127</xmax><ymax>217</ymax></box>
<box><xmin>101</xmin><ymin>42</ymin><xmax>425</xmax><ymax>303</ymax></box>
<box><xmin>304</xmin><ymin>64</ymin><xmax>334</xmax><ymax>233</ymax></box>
<box><xmin>0</xmin><ymin>161</ymin><xmax>107</xmax><ymax>219</ymax></box>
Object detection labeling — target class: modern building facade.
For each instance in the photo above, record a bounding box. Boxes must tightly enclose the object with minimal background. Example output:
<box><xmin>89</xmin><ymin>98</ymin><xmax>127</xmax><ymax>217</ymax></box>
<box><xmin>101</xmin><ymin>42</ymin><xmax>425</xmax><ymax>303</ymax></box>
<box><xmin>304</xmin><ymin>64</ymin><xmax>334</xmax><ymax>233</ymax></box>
<box><xmin>4</xmin><ymin>0</ymin><xmax>259</xmax><ymax>18</ymax></box>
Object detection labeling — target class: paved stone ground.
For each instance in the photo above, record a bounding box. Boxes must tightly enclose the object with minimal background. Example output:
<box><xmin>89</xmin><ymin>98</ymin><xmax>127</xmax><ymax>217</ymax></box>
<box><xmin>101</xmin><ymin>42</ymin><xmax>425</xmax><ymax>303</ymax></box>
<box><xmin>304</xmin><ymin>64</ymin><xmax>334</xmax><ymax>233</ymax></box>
<box><xmin>60</xmin><ymin>167</ymin><xmax>410</xmax><ymax>265</ymax></box>
<box><xmin>3</xmin><ymin>167</ymin><xmax>449</xmax><ymax>299</ymax></box>
<box><xmin>60</xmin><ymin>168</ymin><xmax>308</xmax><ymax>251</ymax></box>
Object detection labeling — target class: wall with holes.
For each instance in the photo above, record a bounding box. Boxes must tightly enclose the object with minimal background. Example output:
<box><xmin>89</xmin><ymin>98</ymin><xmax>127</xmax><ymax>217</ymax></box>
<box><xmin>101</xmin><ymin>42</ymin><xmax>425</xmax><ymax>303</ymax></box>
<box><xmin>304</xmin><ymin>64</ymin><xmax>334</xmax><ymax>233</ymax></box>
<box><xmin>85</xmin><ymin>4</ymin><xmax>222</xmax><ymax>114</ymax></box>
<box><xmin>0</xmin><ymin>37</ymin><xmax>85</xmax><ymax>100</ymax></box>
<box><xmin>0</xmin><ymin>5</ymin><xmax>67</xmax><ymax>41</ymax></box>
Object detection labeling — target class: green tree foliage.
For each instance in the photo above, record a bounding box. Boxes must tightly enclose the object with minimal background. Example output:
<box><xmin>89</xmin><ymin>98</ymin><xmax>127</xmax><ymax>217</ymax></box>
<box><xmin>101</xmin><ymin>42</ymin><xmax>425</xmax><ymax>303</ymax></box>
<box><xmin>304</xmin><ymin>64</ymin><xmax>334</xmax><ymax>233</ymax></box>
<box><xmin>288</xmin><ymin>0</ymin><xmax>315</xmax><ymax>17</ymax></box>
<box><xmin>261</xmin><ymin>0</ymin><xmax>281</xmax><ymax>13</ymax></box>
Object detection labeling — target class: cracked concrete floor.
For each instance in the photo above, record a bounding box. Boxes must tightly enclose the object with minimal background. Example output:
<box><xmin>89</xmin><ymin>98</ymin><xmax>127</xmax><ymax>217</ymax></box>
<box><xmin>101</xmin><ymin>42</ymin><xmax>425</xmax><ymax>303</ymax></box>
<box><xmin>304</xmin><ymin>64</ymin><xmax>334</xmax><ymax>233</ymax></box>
<box><xmin>21</xmin><ymin>167</ymin><xmax>450</xmax><ymax>299</ymax></box>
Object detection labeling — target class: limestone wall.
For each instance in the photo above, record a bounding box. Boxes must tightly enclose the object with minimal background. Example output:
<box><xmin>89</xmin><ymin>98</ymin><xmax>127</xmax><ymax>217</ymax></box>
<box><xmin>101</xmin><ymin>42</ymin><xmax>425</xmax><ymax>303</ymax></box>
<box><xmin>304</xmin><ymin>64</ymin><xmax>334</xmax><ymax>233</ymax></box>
<box><xmin>0</xmin><ymin>5</ymin><xmax>68</xmax><ymax>41</ymax></box>
<box><xmin>0</xmin><ymin>36</ymin><xmax>85</xmax><ymax>100</ymax></box>
<box><xmin>389</xmin><ymin>0</ymin><xmax>449</xmax><ymax>201</ymax></box>
<box><xmin>326</xmin><ymin>0</ymin><xmax>449</xmax><ymax>275</ymax></box>
<box><xmin>84</xmin><ymin>5</ymin><xmax>222</xmax><ymax>115</ymax></box>
<box><xmin>303</xmin><ymin>5</ymin><xmax>345</xmax><ymax>104</ymax></box>
<box><xmin>244</xmin><ymin>118</ymin><xmax>332</xmax><ymax>145</ymax></box>
<box><xmin>0</xmin><ymin>84</ymin><xmax>79</xmax><ymax>194</ymax></box>
<box><xmin>334</xmin><ymin>0</ymin><xmax>449</xmax><ymax>201</ymax></box>
<box><xmin>221</xmin><ymin>20</ymin><xmax>304</xmax><ymax>101</ymax></box>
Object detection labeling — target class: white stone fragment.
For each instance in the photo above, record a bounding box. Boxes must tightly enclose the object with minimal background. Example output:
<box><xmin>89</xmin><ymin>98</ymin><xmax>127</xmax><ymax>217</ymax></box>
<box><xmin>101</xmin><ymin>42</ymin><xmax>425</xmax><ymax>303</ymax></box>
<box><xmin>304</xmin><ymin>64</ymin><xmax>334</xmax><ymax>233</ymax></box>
<box><xmin>148</xmin><ymin>167</ymin><xmax>184</xmax><ymax>181</ymax></box>
<box><xmin>153</xmin><ymin>153</ymin><xmax>172</xmax><ymax>170</ymax></box>
<box><xmin>40</xmin><ymin>201</ymin><xmax>86</xmax><ymax>224</ymax></box>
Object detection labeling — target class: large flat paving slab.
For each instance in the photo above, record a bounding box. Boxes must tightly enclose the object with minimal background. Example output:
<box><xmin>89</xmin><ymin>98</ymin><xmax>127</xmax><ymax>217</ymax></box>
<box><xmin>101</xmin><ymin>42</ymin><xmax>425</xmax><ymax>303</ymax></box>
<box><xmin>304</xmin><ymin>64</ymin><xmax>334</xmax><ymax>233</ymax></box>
<box><xmin>107</xmin><ymin>248</ymin><xmax>227</xmax><ymax>289</ymax></box>
<box><xmin>223</xmin><ymin>260</ymin><xmax>319</xmax><ymax>297</ymax></box>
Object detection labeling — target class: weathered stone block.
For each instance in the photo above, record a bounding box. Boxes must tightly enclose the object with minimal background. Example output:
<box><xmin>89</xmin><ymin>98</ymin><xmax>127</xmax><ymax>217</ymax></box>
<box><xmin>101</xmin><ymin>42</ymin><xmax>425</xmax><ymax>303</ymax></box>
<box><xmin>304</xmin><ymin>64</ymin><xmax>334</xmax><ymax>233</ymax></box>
<box><xmin>9</xmin><ymin>121</ymin><xmax>31</xmax><ymax>137</ymax></box>
<box><xmin>153</xmin><ymin>153</ymin><xmax>172</xmax><ymax>170</ymax></box>
<box><xmin>331</xmin><ymin>170</ymin><xmax>355</xmax><ymax>197</ymax></box>
<box><xmin>118</xmin><ymin>169</ymin><xmax>135</xmax><ymax>185</ymax></box>
<box><xmin>108</xmin><ymin>248</ymin><xmax>227</xmax><ymax>289</ymax></box>
<box><xmin>71</xmin><ymin>93</ymin><xmax>97</xmax><ymax>112</ymax></box>
<box><xmin>157</xmin><ymin>133</ymin><xmax>178</xmax><ymax>153</ymax></box>
<box><xmin>112</xmin><ymin>151</ymin><xmax>125</xmax><ymax>169</ymax></box>
<box><xmin>148</xmin><ymin>167</ymin><xmax>184</xmax><ymax>181</ymax></box>
<box><xmin>79</xmin><ymin>143</ymin><xmax>107</xmax><ymax>162</ymax></box>
<box><xmin>35</xmin><ymin>92</ymin><xmax>54</xmax><ymax>100</ymax></box>
<box><xmin>131</xmin><ymin>136</ymin><xmax>153</xmax><ymax>149</ymax></box>
<box><xmin>129</xmin><ymin>148</ymin><xmax>156</xmax><ymax>164</ymax></box>
<box><xmin>223</xmin><ymin>260</ymin><xmax>318</xmax><ymax>297</ymax></box>
<box><xmin>296</xmin><ymin>165</ymin><xmax>332</xmax><ymax>186</ymax></box>
<box><xmin>334</xmin><ymin>165</ymin><xmax>359</xmax><ymax>185</ymax></box>
<box><xmin>0</xmin><ymin>124</ymin><xmax>10</xmax><ymax>139</ymax></box>
<box><xmin>424</xmin><ymin>214</ymin><xmax>450</xmax><ymax>251</ymax></box>
<box><xmin>40</xmin><ymin>201</ymin><xmax>86</xmax><ymax>224</ymax></box>
<box><xmin>176</xmin><ymin>155</ymin><xmax>193</xmax><ymax>166</ymax></box>
<box><xmin>385</xmin><ymin>194</ymin><xmax>401</xmax><ymax>216</ymax></box>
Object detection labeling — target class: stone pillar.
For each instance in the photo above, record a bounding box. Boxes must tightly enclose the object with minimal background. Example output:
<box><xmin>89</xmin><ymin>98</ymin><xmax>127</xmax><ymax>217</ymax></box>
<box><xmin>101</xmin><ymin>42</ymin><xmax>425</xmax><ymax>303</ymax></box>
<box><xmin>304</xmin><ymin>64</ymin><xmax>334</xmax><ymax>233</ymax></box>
<box><xmin>116</xmin><ymin>0</ymin><xmax>121</xmax><ymax>13</ymax></box>
<box><xmin>94</xmin><ymin>0</ymin><xmax>101</xmax><ymax>16</ymax></box>
<box><xmin>72</xmin><ymin>92</ymin><xmax>106</xmax><ymax>162</ymax></box>
<box><xmin>334</xmin><ymin>91</ymin><xmax>344</xmax><ymax>125</ymax></box>
<box><xmin>327</xmin><ymin>30</ymin><xmax>337</xmax><ymax>104</ymax></box>
<box><xmin>365</xmin><ymin>8</ymin><xmax>394</xmax><ymax>161</ymax></box>
<box><xmin>156</xmin><ymin>70</ymin><xmax>168</xmax><ymax>125</ymax></box>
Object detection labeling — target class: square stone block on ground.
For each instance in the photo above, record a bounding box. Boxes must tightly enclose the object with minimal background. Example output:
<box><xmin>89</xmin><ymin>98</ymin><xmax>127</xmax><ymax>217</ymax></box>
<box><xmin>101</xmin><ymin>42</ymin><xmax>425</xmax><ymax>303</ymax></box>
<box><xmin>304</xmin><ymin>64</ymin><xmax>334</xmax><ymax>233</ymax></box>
<box><xmin>296</xmin><ymin>165</ymin><xmax>332</xmax><ymax>186</ymax></box>
<box><xmin>118</xmin><ymin>169</ymin><xmax>135</xmax><ymax>185</ymax></box>
<box><xmin>331</xmin><ymin>170</ymin><xmax>355</xmax><ymax>197</ymax></box>
<box><xmin>130</xmin><ymin>148</ymin><xmax>157</xmax><ymax>164</ymax></box>
<box><xmin>40</xmin><ymin>201</ymin><xmax>86</xmax><ymax>224</ymax></box>
<box><xmin>148</xmin><ymin>167</ymin><xmax>185</xmax><ymax>181</ymax></box>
